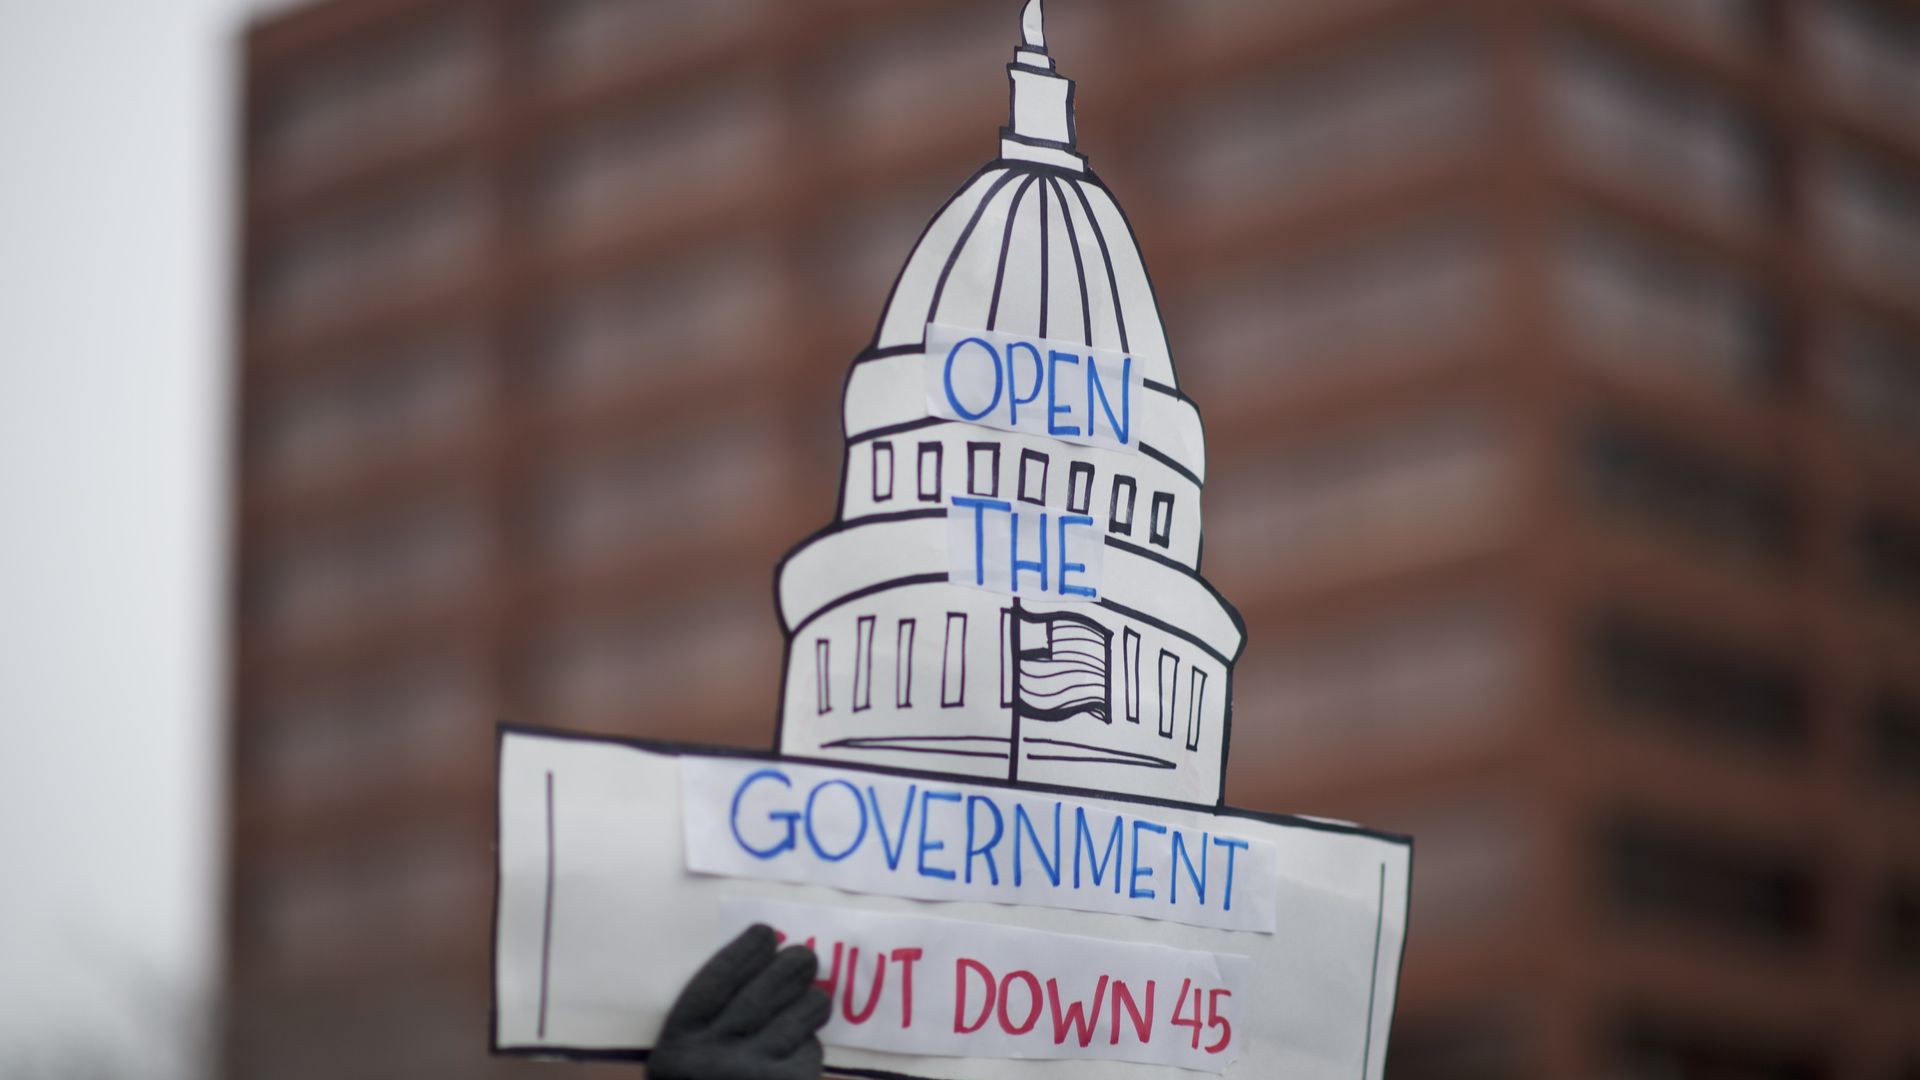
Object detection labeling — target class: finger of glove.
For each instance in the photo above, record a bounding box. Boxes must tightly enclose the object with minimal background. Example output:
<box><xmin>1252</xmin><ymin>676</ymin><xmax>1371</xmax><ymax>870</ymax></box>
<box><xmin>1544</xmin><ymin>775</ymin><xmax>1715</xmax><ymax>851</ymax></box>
<box><xmin>651</xmin><ymin>1045</ymin><xmax>781</xmax><ymax>1080</ymax></box>
<box><xmin>774</xmin><ymin>1036</ymin><xmax>825</xmax><ymax>1080</ymax></box>
<box><xmin>715</xmin><ymin>944</ymin><xmax>819</xmax><ymax>1037</ymax></box>
<box><xmin>753</xmin><ymin>986</ymin><xmax>832</xmax><ymax>1058</ymax></box>
<box><xmin>663</xmin><ymin>924</ymin><xmax>780</xmax><ymax>1033</ymax></box>
<box><xmin>637</xmin><ymin>1045</ymin><xmax>713</xmax><ymax>1080</ymax></box>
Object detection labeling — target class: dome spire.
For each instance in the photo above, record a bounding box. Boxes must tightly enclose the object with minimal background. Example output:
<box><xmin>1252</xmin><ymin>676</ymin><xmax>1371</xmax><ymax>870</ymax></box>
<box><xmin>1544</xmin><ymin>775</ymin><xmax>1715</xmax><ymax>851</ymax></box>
<box><xmin>1022</xmin><ymin>0</ymin><xmax>1046</xmax><ymax>49</ymax></box>
<box><xmin>1001</xmin><ymin>0</ymin><xmax>1085</xmax><ymax>171</ymax></box>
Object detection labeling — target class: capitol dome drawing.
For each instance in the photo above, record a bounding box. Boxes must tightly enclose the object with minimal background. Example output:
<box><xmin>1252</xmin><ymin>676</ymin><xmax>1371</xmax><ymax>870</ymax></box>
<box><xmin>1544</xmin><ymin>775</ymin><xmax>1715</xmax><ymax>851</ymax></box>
<box><xmin>775</xmin><ymin>0</ymin><xmax>1246</xmax><ymax>808</ymax></box>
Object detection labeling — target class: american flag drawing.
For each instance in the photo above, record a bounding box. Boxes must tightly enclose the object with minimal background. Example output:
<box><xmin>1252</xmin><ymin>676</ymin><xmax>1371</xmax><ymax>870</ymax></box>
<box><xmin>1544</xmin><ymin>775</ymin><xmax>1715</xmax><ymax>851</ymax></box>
<box><xmin>1013</xmin><ymin>609</ymin><xmax>1113</xmax><ymax>723</ymax></box>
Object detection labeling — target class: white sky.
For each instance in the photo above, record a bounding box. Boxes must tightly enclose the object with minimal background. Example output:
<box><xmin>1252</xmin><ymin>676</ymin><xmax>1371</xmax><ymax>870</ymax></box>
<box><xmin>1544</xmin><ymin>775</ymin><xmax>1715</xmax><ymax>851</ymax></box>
<box><xmin>0</xmin><ymin>1</ymin><xmax>293</xmax><ymax>1073</ymax></box>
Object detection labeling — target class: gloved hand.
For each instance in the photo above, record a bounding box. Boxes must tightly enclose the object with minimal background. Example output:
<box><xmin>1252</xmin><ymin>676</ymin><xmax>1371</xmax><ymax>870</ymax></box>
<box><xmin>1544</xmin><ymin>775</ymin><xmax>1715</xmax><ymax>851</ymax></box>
<box><xmin>648</xmin><ymin>924</ymin><xmax>831</xmax><ymax>1080</ymax></box>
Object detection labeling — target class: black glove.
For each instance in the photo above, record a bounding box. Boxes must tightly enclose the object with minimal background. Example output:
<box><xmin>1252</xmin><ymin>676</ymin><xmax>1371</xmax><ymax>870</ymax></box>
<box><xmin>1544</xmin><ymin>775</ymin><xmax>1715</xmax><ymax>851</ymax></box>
<box><xmin>648</xmin><ymin>924</ymin><xmax>831</xmax><ymax>1080</ymax></box>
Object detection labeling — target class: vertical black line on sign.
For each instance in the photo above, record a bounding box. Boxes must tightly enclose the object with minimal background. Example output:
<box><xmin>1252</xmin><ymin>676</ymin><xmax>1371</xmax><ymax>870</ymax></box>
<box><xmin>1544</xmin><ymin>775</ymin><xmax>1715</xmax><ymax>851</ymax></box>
<box><xmin>1037</xmin><ymin>178</ymin><xmax>1051</xmax><ymax>339</ymax></box>
<box><xmin>926</xmin><ymin>170</ymin><xmax>1024</xmax><ymax>330</ymax></box>
<box><xmin>1045</xmin><ymin>177</ymin><xmax>1092</xmax><ymax>346</ymax></box>
<box><xmin>999</xmin><ymin>609</ymin><xmax>1015</xmax><ymax>708</ymax></box>
<box><xmin>1123</xmin><ymin>627</ymin><xmax>1141</xmax><ymax>723</ymax></box>
<box><xmin>1067</xmin><ymin>179</ymin><xmax>1130</xmax><ymax>354</ymax></box>
<box><xmin>539</xmin><ymin>770</ymin><xmax>556</xmax><ymax>1040</ymax></box>
<box><xmin>1009</xmin><ymin>597</ymin><xmax>1023</xmax><ymax>785</ymax></box>
<box><xmin>985</xmin><ymin>177</ymin><xmax>1037</xmax><ymax>332</ymax></box>
<box><xmin>1360</xmin><ymin>861</ymin><xmax>1385</xmax><ymax>1078</ymax></box>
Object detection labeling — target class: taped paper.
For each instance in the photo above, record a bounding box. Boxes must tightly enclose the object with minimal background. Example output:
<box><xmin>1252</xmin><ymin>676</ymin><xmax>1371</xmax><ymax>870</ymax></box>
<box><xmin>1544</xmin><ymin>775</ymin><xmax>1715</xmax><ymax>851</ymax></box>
<box><xmin>683</xmin><ymin>756</ymin><xmax>1279</xmax><ymax>933</ymax></box>
<box><xmin>723</xmin><ymin>897</ymin><xmax>1248</xmax><ymax>1071</ymax></box>
<box><xmin>925</xmin><ymin>324</ymin><xmax>1145</xmax><ymax>454</ymax></box>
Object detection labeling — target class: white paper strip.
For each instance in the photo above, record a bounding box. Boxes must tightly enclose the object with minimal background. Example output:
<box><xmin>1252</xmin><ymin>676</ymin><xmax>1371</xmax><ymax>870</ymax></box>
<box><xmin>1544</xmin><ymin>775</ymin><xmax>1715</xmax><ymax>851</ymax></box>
<box><xmin>683</xmin><ymin>756</ymin><xmax>1278</xmax><ymax>933</ymax></box>
<box><xmin>945</xmin><ymin>495</ymin><xmax>1106</xmax><ymax>602</ymax></box>
<box><xmin>723</xmin><ymin>897</ymin><xmax>1247</xmax><ymax>1072</ymax></box>
<box><xmin>925</xmin><ymin>324</ymin><xmax>1145</xmax><ymax>453</ymax></box>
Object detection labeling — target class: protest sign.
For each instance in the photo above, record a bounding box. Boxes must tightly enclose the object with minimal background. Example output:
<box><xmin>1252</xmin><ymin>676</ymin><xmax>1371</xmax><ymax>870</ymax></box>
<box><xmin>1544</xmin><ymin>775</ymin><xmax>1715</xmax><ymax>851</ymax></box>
<box><xmin>492</xmin><ymin>3</ymin><xmax>1415</xmax><ymax>1074</ymax></box>
<box><xmin>493</xmin><ymin>729</ymin><xmax>1410</xmax><ymax>1079</ymax></box>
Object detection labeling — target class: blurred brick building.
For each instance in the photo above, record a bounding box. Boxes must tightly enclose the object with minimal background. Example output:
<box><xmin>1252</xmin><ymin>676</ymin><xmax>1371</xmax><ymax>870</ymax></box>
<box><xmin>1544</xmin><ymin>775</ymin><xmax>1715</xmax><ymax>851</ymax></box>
<box><xmin>227</xmin><ymin>0</ymin><xmax>1920</xmax><ymax>1077</ymax></box>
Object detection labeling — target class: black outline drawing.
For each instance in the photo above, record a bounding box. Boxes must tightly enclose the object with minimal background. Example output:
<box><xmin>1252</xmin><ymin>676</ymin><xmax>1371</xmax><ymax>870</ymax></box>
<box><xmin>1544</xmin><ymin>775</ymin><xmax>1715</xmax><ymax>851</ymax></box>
<box><xmin>940</xmin><ymin>612</ymin><xmax>967</xmax><ymax>708</ymax></box>
<box><xmin>1150</xmin><ymin>490</ymin><xmax>1175</xmax><ymax>548</ymax></box>
<box><xmin>769</xmin><ymin>0</ymin><xmax>1249</xmax><ymax>811</ymax></box>
<box><xmin>916</xmin><ymin>441</ymin><xmax>943</xmax><ymax>503</ymax></box>
<box><xmin>1123</xmin><ymin>626</ymin><xmax>1142</xmax><ymax>724</ymax></box>
<box><xmin>1017</xmin><ymin>448</ymin><xmax>1050</xmax><ymax>506</ymax></box>
<box><xmin>1066</xmin><ymin>459</ymin><xmax>1094</xmax><ymax>515</ymax></box>
<box><xmin>1013</xmin><ymin>608</ymin><xmax>1113</xmax><ymax>725</ymax></box>
<box><xmin>872</xmin><ymin>441</ymin><xmax>894</xmax><ymax>503</ymax></box>
<box><xmin>814</xmin><ymin>639</ymin><xmax>831</xmax><ymax>715</ymax></box>
<box><xmin>492</xmin><ymin>5</ymin><xmax>1412</xmax><ymax>1072</ymax></box>
<box><xmin>966</xmin><ymin>441</ymin><xmax>1002</xmax><ymax>498</ymax></box>
<box><xmin>998</xmin><ymin>609</ymin><xmax>1016</xmax><ymax>708</ymax></box>
<box><xmin>1109</xmin><ymin>474</ymin><xmax>1137</xmax><ymax>536</ymax></box>
<box><xmin>1157</xmin><ymin>648</ymin><xmax>1179</xmax><ymax>740</ymax></box>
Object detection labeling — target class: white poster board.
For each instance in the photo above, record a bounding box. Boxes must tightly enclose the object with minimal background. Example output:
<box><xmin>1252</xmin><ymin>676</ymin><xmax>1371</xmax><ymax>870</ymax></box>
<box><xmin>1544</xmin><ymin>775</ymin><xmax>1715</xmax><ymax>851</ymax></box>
<box><xmin>493</xmin><ymin>728</ymin><xmax>1411</xmax><ymax>1079</ymax></box>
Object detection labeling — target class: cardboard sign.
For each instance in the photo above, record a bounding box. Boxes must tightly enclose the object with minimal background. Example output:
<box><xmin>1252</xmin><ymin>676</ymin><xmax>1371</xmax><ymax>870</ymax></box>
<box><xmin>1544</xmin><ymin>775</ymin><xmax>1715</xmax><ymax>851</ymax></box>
<box><xmin>491</xmin><ymin>4</ymin><xmax>1416</xmax><ymax>1075</ymax></box>
<box><xmin>492</xmin><ymin>729</ymin><xmax>1411</xmax><ymax>1079</ymax></box>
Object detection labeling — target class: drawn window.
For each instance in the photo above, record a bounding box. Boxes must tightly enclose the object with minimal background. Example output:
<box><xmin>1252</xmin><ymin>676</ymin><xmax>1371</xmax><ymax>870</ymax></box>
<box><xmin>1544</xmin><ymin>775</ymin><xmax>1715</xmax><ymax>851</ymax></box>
<box><xmin>1018</xmin><ymin>449</ymin><xmax>1050</xmax><ymax>506</ymax></box>
<box><xmin>917</xmin><ymin>442</ymin><xmax>943</xmax><ymax>502</ymax></box>
<box><xmin>872</xmin><ymin>441</ymin><xmax>894</xmax><ymax>503</ymax></box>
<box><xmin>942</xmin><ymin>613</ymin><xmax>968</xmax><ymax>707</ymax></box>
<box><xmin>1150</xmin><ymin>492</ymin><xmax>1175</xmax><ymax>548</ymax></box>
<box><xmin>1111</xmin><ymin>476</ymin><xmax>1137</xmax><ymax>536</ymax></box>
<box><xmin>852</xmin><ymin>616</ymin><xmax>875</xmax><ymax>712</ymax></box>
<box><xmin>1068</xmin><ymin>461</ymin><xmax>1095</xmax><ymax>515</ymax></box>
<box><xmin>968</xmin><ymin>442</ymin><xmax>1001</xmax><ymax>497</ymax></box>
<box><xmin>1123</xmin><ymin>627</ymin><xmax>1142</xmax><ymax>723</ymax></box>
<box><xmin>895</xmin><ymin>618</ymin><xmax>916</xmax><ymax>708</ymax></box>
<box><xmin>1157</xmin><ymin>649</ymin><xmax>1179</xmax><ymax>738</ymax></box>
<box><xmin>1186</xmin><ymin>668</ymin><xmax>1207</xmax><ymax>751</ymax></box>
<box><xmin>814</xmin><ymin>639</ymin><xmax>831</xmax><ymax>714</ymax></box>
